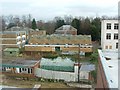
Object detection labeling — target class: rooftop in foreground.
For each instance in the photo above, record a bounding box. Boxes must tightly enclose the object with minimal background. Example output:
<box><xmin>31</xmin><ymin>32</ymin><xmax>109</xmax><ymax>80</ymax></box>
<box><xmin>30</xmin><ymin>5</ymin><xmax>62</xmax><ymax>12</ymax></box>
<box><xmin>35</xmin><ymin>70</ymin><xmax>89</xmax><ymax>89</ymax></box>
<box><xmin>98</xmin><ymin>49</ymin><xmax>119</xmax><ymax>88</ymax></box>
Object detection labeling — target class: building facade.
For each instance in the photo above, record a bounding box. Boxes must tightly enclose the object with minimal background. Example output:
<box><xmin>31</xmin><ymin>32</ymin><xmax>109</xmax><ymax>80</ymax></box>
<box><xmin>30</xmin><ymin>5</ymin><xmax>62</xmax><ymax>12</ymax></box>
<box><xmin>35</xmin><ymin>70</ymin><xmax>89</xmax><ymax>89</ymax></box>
<box><xmin>101</xmin><ymin>20</ymin><xmax>119</xmax><ymax>51</ymax></box>
<box><xmin>0</xmin><ymin>27</ymin><xmax>27</xmax><ymax>49</ymax></box>
<box><xmin>1</xmin><ymin>60</ymin><xmax>40</xmax><ymax>77</ymax></box>
<box><xmin>25</xmin><ymin>35</ymin><xmax>93</xmax><ymax>56</ymax></box>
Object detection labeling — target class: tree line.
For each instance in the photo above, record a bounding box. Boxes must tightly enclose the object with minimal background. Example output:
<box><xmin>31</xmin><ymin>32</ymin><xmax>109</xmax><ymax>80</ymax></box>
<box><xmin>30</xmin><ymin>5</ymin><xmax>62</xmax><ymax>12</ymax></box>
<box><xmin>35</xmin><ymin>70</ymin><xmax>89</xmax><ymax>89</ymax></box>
<box><xmin>1</xmin><ymin>15</ymin><xmax>118</xmax><ymax>41</ymax></box>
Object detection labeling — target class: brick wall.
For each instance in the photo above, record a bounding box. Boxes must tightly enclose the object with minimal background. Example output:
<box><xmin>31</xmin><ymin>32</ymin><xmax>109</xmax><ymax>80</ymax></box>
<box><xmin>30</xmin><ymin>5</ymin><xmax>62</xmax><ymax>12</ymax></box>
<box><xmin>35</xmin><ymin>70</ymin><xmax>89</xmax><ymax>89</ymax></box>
<box><xmin>96</xmin><ymin>56</ymin><xmax>109</xmax><ymax>89</ymax></box>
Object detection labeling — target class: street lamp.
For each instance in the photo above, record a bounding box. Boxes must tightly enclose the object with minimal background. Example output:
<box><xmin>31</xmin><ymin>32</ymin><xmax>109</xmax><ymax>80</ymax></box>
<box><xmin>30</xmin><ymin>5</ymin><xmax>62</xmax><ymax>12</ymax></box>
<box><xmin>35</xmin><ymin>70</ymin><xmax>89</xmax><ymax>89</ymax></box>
<box><xmin>78</xmin><ymin>44</ymin><xmax>80</xmax><ymax>83</ymax></box>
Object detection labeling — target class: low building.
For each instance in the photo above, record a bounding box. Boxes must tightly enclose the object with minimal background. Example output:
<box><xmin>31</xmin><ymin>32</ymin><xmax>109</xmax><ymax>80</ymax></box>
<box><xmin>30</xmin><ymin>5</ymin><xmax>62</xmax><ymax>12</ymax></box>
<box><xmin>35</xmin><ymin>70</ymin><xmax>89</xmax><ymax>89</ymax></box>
<box><xmin>1</xmin><ymin>59</ymin><xmax>40</xmax><ymax>77</ymax></box>
<box><xmin>80</xmin><ymin>64</ymin><xmax>95</xmax><ymax>81</ymax></box>
<box><xmin>25</xmin><ymin>35</ymin><xmax>92</xmax><ymax>56</ymax></box>
<box><xmin>3</xmin><ymin>48</ymin><xmax>19</xmax><ymax>57</ymax></box>
<box><xmin>54</xmin><ymin>25</ymin><xmax>77</xmax><ymax>35</ymax></box>
<box><xmin>96</xmin><ymin>49</ymin><xmax>119</xmax><ymax>89</ymax></box>
<box><xmin>0</xmin><ymin>27</ymin><xmax>28</xmax><ymax>49</ymax></box>
<box><xmin>30</xmin><ymin>30</ymin><xmax>46</xmax><ymax>37</ymax></box>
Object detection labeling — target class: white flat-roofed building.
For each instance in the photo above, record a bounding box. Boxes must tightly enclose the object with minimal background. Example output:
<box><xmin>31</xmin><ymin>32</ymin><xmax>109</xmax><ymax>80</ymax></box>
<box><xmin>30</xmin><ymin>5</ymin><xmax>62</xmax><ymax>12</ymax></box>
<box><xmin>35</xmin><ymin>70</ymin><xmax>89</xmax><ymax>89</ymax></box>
<box><xmin>101</xmin><ymin>20</ymin><xmax>119</xmax><ymax>51</ymax></box>
<box><xmin>97</xmin><ymin>49</ymin><xmax>119</xmax><ymax>89</ymax></box>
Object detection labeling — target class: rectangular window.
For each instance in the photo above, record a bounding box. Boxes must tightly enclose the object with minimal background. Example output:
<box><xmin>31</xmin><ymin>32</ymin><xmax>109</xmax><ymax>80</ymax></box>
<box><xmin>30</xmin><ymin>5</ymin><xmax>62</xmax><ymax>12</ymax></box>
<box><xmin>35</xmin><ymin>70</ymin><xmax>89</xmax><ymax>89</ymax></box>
<box><xmin>116</xmin><ymin>43</ymin><xmax>118</xmax><ymax>49</ymax></box>
<box><xmin>19</xmin><ymin>68</ymin><xmax>21</xmax><ymax>73</ymax></box>
<box><xmin>106</xmin><ymin>33</ymin><xmax>111</xmax><ymax>39</ymax></box>
<box><xmin>114</xmin><ymin>34</ymin><xmax>118</xmax><ymax>39</ymax></box>
<box><xmin>109</xmin><ymin>46</ymin><xmax>112</xmax><ymax>49</ymax></box>
<box><xmin>107</xmin><ymin>23</ymin><xmax>111</xmax><ymax>29</ymax></box>
<box><xmin>114</xmin><ymin>23</ymin><xmax>119</xmax><ymax>29</ymax></box>
<box><xmin>105</xmin><ymin>46</ymin><xmax>108</xmax><ymax>49</ymax></box>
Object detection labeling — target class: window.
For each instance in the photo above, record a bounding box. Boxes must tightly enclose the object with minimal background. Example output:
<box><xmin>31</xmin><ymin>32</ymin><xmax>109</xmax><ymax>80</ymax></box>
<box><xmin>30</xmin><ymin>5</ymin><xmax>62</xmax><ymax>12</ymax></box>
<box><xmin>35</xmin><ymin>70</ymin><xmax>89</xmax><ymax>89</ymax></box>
<box><xmin>116</xmin><ymin>43</ymin><xmax>118</xmax><ymax>49</ymax></box>
<box><xmin>114</xmin><ymin>23</ymin><xmax>119</xmax><ymax>29</ymax></box>
<box><xmin>22</xmin><ymin>68</ymin><xmax>24</xmax><ymax>71</ymax></box>
<box><xmin>106</xmin><ymin>33</ymin><xmax>111</xmax><ymax>39</ymax></box>
<box><xmin>10</xmin><ymin>52</ymin><xmax>12</xmax><ymax>54</ymax></box>
<box><xmin>114</xmin><ymin>34</ymin><xmax>118</xmax><ymax>39</ymax></box>
<box><xmin>109</xmin><ymin>46</ymin><xmax>112</xmax><ymax>49</ymax></box>
<box><xmin>107</xmin><ymin>23</ymin><xmax>111</xmax><ymax>29</ymax></box>
<box><xmin>22</xmin><ymin>37</ymin><xmax>25</xmax><ymax>40</ymax></box>
<box><xmin>105</xmin><ymin>46</ymin><xmax>108</xmax><ymax>49</ymax></box>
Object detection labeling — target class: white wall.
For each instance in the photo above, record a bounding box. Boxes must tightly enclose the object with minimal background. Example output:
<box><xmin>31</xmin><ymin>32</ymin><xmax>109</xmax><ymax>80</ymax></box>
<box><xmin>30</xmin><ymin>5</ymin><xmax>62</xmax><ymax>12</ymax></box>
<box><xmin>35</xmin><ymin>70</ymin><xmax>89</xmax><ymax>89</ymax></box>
<box><xmin>101</xmin><ymin>20</ymin><xmax>118</xmax><ymax>51</ymax></box>
<box><xmin>34</xmin><ymin>68</ymin><xmax>90</xmax><ymax>82</ymax></box>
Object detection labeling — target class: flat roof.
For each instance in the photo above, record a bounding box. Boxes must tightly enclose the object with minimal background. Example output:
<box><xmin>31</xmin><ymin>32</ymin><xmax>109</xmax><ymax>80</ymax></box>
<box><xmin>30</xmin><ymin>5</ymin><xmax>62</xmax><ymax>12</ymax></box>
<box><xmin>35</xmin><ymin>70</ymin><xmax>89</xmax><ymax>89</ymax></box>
<box><xmin>2</xmin><ymin>60</ymin><xmax>40</xmax><ymax>68</ymax></box>
<box><xmin>80</xmin><ymin>64</ymin><xmax>95</xmax><ymax>72</ymax></box>
<box><xmin>98</xmin><ymin>49</ymin><xmax>118</xmax><ymax>88</ymax></box>
<box><xmin>4</xmin><ymin>48</ymin><xmax>19</xmax><ymax>52</ymax></box>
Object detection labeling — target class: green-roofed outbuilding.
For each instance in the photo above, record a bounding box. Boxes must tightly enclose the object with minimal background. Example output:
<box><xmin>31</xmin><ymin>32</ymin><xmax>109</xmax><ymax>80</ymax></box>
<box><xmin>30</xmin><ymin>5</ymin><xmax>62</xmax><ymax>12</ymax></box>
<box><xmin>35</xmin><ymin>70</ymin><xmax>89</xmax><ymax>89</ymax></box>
<box><xmin>3</xmin><ymin>48</ymin><xmax>19</xmax><ymax>57</ymax></box>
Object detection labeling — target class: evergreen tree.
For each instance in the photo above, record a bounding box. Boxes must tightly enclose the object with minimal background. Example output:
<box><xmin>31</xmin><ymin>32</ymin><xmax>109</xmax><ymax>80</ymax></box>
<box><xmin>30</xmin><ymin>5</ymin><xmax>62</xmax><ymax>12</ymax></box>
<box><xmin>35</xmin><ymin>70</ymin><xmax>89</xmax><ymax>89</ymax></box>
<box><xmin>55</xmin><ymin>19</ymin><xmax>65</xmax><ymax>29</ymax></box>
<box><xmin>32</xmin><ymin>18</ymin><xmax>37</xmax><ymax>30</ymax></box>
<box><xmin>71</xmin><ymin>18</ymin><xmax>80</xmax><ymax>35</ymax></box>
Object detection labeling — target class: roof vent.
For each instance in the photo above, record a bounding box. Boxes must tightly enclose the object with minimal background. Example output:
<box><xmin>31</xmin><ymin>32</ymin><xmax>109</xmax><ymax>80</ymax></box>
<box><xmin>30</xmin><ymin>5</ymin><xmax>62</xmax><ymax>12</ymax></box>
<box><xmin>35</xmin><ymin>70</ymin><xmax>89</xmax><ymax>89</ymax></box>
<box><xmin>105</xmin><ymin>57</ymin><xmax>111</xmax><ymax>60</ymax></box>
<box><xmin>110</xmin><ymin>80</ymin><xmax>113</xmax><ymax>83</ymax></box>
<box><xmin>108</xmin><ymin>66</ymin><xmax>113</xmax><ymax>68</ymax></box>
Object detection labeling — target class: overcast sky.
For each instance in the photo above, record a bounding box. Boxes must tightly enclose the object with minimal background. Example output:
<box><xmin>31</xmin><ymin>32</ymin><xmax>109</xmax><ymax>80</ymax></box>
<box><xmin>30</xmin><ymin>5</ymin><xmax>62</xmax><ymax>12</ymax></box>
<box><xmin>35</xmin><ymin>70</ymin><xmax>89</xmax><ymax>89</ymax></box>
<box><xmin>0</xmin><ymin>0</ymin><xmax>120</xmax><ymax>21</ymax></box>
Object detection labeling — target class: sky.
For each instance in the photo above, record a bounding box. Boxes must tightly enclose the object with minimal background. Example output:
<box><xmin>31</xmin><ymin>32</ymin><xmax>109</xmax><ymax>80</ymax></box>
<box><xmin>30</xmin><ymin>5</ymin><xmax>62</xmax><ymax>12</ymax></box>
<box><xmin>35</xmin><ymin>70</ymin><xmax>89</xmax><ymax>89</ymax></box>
<box><xmin>0</xmin><ymin>0</ymin><xmax>120</xmax><ymax>21</ymax></box>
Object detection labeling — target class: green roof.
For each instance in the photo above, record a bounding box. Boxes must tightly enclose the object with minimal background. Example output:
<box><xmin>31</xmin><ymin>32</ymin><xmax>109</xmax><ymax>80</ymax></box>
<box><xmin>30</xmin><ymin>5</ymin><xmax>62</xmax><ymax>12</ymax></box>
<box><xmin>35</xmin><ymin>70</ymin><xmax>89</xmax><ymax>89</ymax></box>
<box><xmin>4</xmin><ymin>48</ymin><xmax>19</xmax><ymax>52</ymax></box>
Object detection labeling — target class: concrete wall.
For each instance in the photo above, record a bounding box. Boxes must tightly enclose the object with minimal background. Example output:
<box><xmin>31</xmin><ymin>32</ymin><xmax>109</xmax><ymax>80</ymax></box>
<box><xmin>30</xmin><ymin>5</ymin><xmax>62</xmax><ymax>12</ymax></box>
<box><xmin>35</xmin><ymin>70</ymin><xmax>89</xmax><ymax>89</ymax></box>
<box><xmin>34</xmin><ymin>68</ymin><xmax>90</xmax><ymax>82</ymax></box>
<box><xmin>34</xmin><ymin>68</ymin><xmax>76</xmax><ymax>82</ymax></box>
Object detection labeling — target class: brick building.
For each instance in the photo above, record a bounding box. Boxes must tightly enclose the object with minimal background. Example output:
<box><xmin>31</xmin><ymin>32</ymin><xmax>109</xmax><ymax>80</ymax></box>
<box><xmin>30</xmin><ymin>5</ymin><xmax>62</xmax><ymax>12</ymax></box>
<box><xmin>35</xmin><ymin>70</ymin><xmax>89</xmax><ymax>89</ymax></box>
<box><xmin>25</xmin><ymin>34</ymin><xmax>92</xmax><ymax>56</ymax></box>
<box><xmin>0</xmin><ymin>27</ymin><xmax>29</xmax><ymax>49</ymax></box>
<box><xmin>54</xmin><ymin>25</ymin><xmax>77</xmax><ymax>35</ymax></box>
<box><xmin>1</xmin><ymin>59</ymin><xmax>40</xmax><ymax>77</ymax></box>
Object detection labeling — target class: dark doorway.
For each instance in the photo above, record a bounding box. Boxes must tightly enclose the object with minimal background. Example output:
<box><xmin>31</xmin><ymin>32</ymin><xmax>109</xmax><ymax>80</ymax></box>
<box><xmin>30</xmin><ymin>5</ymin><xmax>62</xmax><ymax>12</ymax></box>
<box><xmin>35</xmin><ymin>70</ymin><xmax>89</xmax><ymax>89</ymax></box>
<box><xmin>55</xmin><ymin>47</ymin><xmax>60</xmax><ymax>51</ymax></box>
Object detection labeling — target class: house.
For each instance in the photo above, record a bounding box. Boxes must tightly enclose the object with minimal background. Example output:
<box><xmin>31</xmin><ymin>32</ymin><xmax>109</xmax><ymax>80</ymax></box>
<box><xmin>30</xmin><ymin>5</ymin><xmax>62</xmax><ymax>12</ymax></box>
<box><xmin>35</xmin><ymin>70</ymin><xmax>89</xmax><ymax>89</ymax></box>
<box><xmin>54</xmin><ymin>25</ymin><xmax>77</xmax><ymax>35</ymax></box>
<box><xmin>25</xmin><ymin>35</ymin><xmax>92</xmax><ymax>56</ymax></box>
<box><xmin>3</xmin><ymin>48</ymin><xmax>19</xmax><ymax>57</ymax></box>
<box><xmin>101</xmin><ymin>20</ymin><xmax>119</xmax><ymax>51</ymax></box>
<box><xmin>96</xmin><ymin>49</ymin><xmax>118</xmax><ymax>89</ymax></box>
<box><xmin>1</xmin><ymin>59</ymin><xmax>40</xmax><ymax>77</ymax></box>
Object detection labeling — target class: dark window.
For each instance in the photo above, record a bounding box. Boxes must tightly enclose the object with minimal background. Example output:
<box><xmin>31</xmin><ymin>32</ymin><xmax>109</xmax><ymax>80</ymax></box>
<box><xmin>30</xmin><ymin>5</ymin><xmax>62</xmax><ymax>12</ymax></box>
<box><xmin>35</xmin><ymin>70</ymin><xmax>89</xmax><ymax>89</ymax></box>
<box><xmin>107</xmin><ymin>23</ymin><xmax>111</xmax><ymax>29</ymax></box>
<box><xmin>114</xmin><ymin>23</ymin><xmax>119</xmax><ymax>29</ymax></box>
<box><xmin>114</xmin><ymin>34</ymin><xmax>118</xmax><ymax>39</ymax></box>
<box><xmin>116</xmin><ymin>43</ymin><xmax>118</xmax><ymax>49</ymax></box>
<box><xmin>10</xmin><ymin>52</ymin><xmax>12</xmax><ymax>54</ymax></box>
<box><xmin>22</xmin><ymin>68</ymin><xmax>24</xmax><ymax>71</ymax></box>
<box><xmin>28</xmin><ymin>68</ymin><xmax>30</xmax><ymax>73</ymax></box>
<box><xmin>19</xmin><ymin>68</ymin><xmax>21</xmax><ymax>73</ymax></box>
<box><xmin>106</xmin><ymin>33</ymin><xmax>111</xmax><ymax>39</ymax></box>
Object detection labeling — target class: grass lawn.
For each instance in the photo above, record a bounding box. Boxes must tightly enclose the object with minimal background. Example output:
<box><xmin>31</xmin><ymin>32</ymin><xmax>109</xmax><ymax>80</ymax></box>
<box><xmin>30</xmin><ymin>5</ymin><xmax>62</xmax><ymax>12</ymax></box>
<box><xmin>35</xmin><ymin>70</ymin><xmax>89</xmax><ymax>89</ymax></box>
<box><xmin>1</xmin><ymin>74</ymin><xmax>70</xmax><ymax>88</ymax></box>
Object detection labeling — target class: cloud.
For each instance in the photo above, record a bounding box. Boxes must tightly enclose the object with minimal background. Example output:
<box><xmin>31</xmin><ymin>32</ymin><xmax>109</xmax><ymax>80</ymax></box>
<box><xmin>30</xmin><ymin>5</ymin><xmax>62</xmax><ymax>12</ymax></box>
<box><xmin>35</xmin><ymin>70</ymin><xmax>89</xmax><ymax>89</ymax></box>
<box><xmin>0</xmin><ymin>0</ymin><xmax>119</xmax><ymax>21</ymax></box>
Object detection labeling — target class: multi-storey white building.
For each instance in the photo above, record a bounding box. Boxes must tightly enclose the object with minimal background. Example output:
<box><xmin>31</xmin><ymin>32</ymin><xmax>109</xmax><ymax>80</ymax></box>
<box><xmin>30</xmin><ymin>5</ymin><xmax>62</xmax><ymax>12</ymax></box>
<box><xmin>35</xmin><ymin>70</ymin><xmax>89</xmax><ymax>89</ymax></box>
<box><xmin>101</xmin><ymin>20</ymin><xmax>119</xmax><ymax>51</ymax></box>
